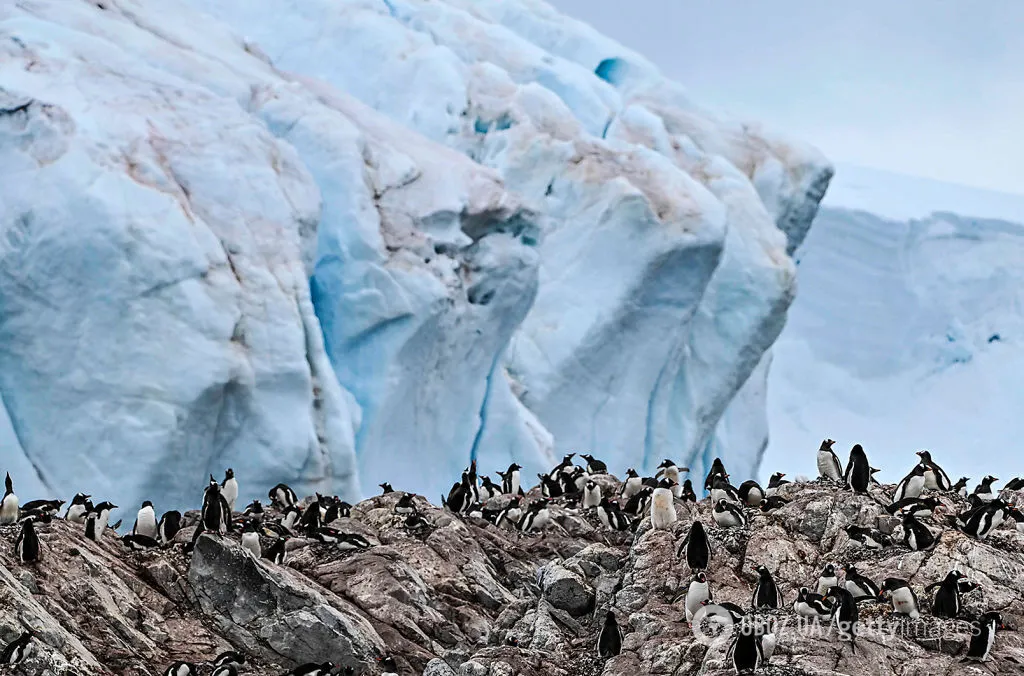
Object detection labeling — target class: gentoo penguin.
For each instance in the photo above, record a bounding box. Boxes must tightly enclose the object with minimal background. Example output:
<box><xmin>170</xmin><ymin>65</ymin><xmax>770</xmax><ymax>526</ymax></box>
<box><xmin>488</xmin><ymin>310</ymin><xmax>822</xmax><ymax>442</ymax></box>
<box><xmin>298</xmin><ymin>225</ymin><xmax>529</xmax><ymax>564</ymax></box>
<box><xmin>279</xmin><ymin>505</ymin><xmax>302</xmax><ymax>532</ymax></box>
<box><xmin>712</xmin><ymin>499</ymin><xmax>746</xmax><ymax>528</ymax></box>
<box><xmin>710</xmin><ymin>475</ymin><xmax>740</xmax><ymax>504</ymax></box>
<box><xmin>842</xmin><ymin>564</ymin><xmax>880</xmax><ymax>600</ymax></box>
<box><xmin>85</xmin><ymin>501</ymin><xmax>117</xmax><ymax>541</ymax></box>
<box><xmin>765</xmin><ymin>472</ymin><xmax>790</xmax><ymax>498</ymax></box>
<box><xmin>394</xmin><ymin>493</ymin><xmax>416</xmax><ymax>515</ymax></box>
<box><xmin>264</xmin><ymin>536</ymin><xmax>289</xmax><ymax>564</ymax></box>
<box><xmin>885</xmin><ymin>496</ymin><xmax>940</xmax><ymax>519</ymax></box>
<box><xmin>243</xmin><ymin>500</ymin><xmax>264</xmax><ymax>519</ymax></box>
<box><xmin>379</xmin><ymin>482</ymin><xmax>395</xmax><ymax>495</ymax></box>
<box><xmin>915</xmin><ymin>450</ymin><xmax>951</xmax><ymax>490</ymax></box>
<box><xmin>816</xmin><ymin>439</ymin><xmax>844</xmax><ymax>480</ymax></box>
<box><xmin>404</xmin><ymin>510</ymin><xmax>431</xmax><ymax>533</ymax></box>
<box><xmin>517</xmin><ymin>500</ymin><xmax>551</xmax><ymax>533</ymax></box>
<box><xmin>844</xmin><ymin>444</ymin><xmax>871</xmax><ymax>494</ymax></box>
<box><xmin>793</xmin><ymin>587</ymin><xmax>833</xmax><ymax>619</ymax></box>
<box><xmin>1007</xmin><ymin>506</ymin><xmax>1024</xmax><ymax>534</ymax></box>
<box><xmin>597</xmin><ymin>610</ymin><xmax>622</xmax><ymax>657</ymax></box>
<box><xmin>596</xmin><ymin>498</ymin><xmax>630</xmax><ymax>531</ymax></box>
<box><xmin>684</xmin><ymin>571</ymin><xmax>712</xmax><ymax>621</ymax></box>
<box><xmin>925</xmin><ymin>570</ymin><xmax>969</xmax><ymax>618</ymax></box>
<box><xmin>240</xmin><ymin>520</ymin><xmax>261</xmax><ymax>558</ymax></box>
<box><xmin>497</xmin><ymin>463</ymin><xmax>522</xmax><ymax>495</ymax></box>
<box><xmin>703</xmin><ymin>458</ymin><xmax>727</xmax><ymax>492</ymax></box>
<box><xmin>728</xmin><ymin>618</ymin><xmax>775</xmax><ymax>674</ymax></box>
<box><xmin>537</xmin><ymin>473</ymin><xmax>563</xmax><ymax>499</ymax></box>
<box><xmin>824</xmin><ymin>586</ymin><xmax>859</xmax><ymax>651</ymax></box>
<box><xmin>134</xmin><ymin>501</ymin><xmax>158</xmax><ymax>539</ymax></box>
<box><xmin>656</xmin><ymin>459</ymin><xmax>687</xmax><ymax>498</ymax></box>
<box><xmin>677</xmin><ymin>521</ymin><xmax>712</xmax><ymax>571</ymax></box>
<box><xmin>158</xmin><ymin>510</ymin><xmax>182</xmax><ymax>544</ymax></box>
<box><xmin>378</xmin><ymin>655</ymin><xmax>399</xmax><ymax>676</ymax></box>
<box><xmin>1005</xmin><ymin>477</ymin><xmax>1024</xmax><ymax>490</ymax></box>
<box><xmin>0</xmin><ymin>473</ymin><xmax>18</xmax><ymax>524</ymax></box>
<box><xmin>282</xmin><ymin>663</ymin><xmax>335</xmax><ymax>676</ymax></box>
<box><xmin>581</xmin><ymin>453</ymin><xmax>608</xmax><ymax>475</ymax></box>
<box><xmin>122</xmin><ymin>533</ymin><xmax>160</xmax><ymax>550</ymax></box>
<box><xmin>901</xmin><ymin>513</ymin><xmax>937</xmax><ymax>551</ymax></box>
<box><xmin>751</xmin><ymin>565</ymin><xmax>782</xmax><ymax>608</ymax></box>
<box><xmin>19</xmin><ymin>498</ymin><xmax>64</xmax><ymax>520</ymax></box>
<box><xmin>623</xmin><ymin>487</ymin><xmax>653</xmax><ymax>517</ymax></box>
<box><xmin>201</xmin><ymin>478</ymin><xmax>230</xmax><ymax>535</ymax></box>
<box><xmin>964</xmin><ymin>611</ymin><xmax>1006</xmax><ymax>662</ymax></box>
<box><xmin>0</xmin><ymin>632</ymin><xmax>33</xmax><ymax>665</ymax></box>
<box><xmin>951</xmin><ymin>476</ymin><xmax>970</xmax><ymax>498</ymax></box>
<box><xmin>549</xmin><ymin>453</ymin><xmax>576</xmax><ymax>480</ymax></box>
<box><xmin>737</xmin><ymin>480</ymin><xmax>764</xmax><ymax>507</ymax></box>
<box><xmin>210</xmin><ymin>666</ymin><xmax>238</xmax><ymax>676</ymax></box>
<box><xmin>816</xmin><ymin>563</ymin><xmax>839</xmax><ymax>595</ymax></box>
<box><xmin>758</xmin><ymin>496</ymin><xmax>789</xmax><ymax>512</ymax></box>
<box><xmin>844</xmin><ymin>525</ymin><xmax>893</xmax><ymax>549</ymax></box>
<box><xmin>961</xmin><ymin>499</ymin><xmax>1011</xmax><ymax>539</ymax></box>
<box><xmin>563</xmin><ymin>466</ymin><xmax>588</xmax><ymax>495</ymax></box>
<box><xmin>680</xmin><ymin>479</ymin><xmax>697</xmax><ymax>503</ymax></box>
<box><xmin>650</xmin><ymin>479</ymin><xmax>678</xmax><ymax>530</ymax></box>
<box><xmin>446</xmin><ymin>474</ymin><xmax>474</xmax><ymax>512</ymax></box>
<box><xmin>335</xmin><ymin>501</ymin><xmax>352</xmax><ymax>519</ymax></box>
<box><xmin>221</xmin><ymin>469</ymin><xmax>238</xmax><ymax>512</ymax></box>
<box><xmin>212</xmin><ymin>651</ymin><xmax>245</xmax><ymax>668</ymax></box>
<box><xmin>15</xmin><ymin>518</ymin><xmax>39</xmax><ymax>563</ymax></box>
<box><xmin>880</xmin><ymin>578</ymin><xmax>920</xmax><ymax>618</ymax></box>
<box><xmin>972</xmin><ymin>475</ymin><xmax>999</xmax><ymax>502</ymax></box>
<box><xmin>620</xmin><ymin>469</ymin><xmax>642</xmax><ymax>500</ymax></box>
<box><xmin>162</xmin><ymin>662</ymin><xmax>199</xmax><ymax>676</ymax></box>
<box><xmin>64</xmin><ymin>493</ymin><xmax>92</xmax><ymax>523</ymax></box>
<box><xmin>893</xmin><ymin>463</ymin><xmax>927</xmax><ymax>502</ymax></box>
<box><xmin>269</xmin><ymin>483</ymin><xmax>298</xmax><ymax>509</ymax></box>
<box><xmin>336</xmin><ymin>533</ymin><xmax>372</xmax><ymax>551</ymax></box>
<box><xmin>696</xmin><ymin>599</ymin><xmax>746</xmax><ymax>625</ymax></box>
<box><xmin>478</xmin><ymin>477</ymin><xmax>502</xmax><ymax>500</ymax></box>
<box><xmin>496</xmin><ymin>497</ymin><xmax>522</xmax><ymax>529</ymax></box>
<box><xmin>581</xmin><ymin>480</ymin><xmax>602</xmax><ymax>509</ymax></box>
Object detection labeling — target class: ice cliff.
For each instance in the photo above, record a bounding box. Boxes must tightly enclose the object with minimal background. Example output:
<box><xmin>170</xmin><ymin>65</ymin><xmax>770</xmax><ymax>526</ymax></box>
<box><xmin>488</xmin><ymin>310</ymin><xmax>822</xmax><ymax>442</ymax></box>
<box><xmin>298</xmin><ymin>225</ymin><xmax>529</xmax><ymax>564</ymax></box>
<box><xmin>0</xmin><ymin>0</ymin><xmax>831</xmax><ymax>515</ymax></box>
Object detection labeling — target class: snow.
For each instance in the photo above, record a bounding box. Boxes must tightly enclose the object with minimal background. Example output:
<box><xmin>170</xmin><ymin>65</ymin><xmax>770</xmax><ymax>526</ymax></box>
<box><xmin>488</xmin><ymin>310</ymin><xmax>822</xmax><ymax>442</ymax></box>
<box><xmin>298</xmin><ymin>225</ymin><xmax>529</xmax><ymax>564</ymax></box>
<box><xmin>1</xmin><ymin>0</ymin><xmax>830</xmax><ymax>514</ymax></box>
<box><xmin>765</xmin><ymin>166</ymin><xmax>1024</xmax><ymax>484</ymax></box>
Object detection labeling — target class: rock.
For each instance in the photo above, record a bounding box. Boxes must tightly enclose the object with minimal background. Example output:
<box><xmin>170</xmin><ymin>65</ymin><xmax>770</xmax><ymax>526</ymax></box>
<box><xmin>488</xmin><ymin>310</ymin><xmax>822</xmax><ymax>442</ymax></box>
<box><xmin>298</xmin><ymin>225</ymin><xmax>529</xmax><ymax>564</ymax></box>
<box><xmin>539</xmin><ymin>563</ymin><xmax>595</xmax><ymax>616</ymax></box>
<box><xmin>423</xmin><ymin>657</ymin><xmax>458</xmax><ymax>676</ymax></box>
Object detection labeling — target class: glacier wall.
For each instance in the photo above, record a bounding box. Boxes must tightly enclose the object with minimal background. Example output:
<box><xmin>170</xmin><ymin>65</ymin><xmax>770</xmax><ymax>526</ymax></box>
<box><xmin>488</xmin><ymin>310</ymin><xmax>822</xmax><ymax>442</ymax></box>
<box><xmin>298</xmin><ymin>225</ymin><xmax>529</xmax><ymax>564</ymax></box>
<box><xmin>1</xmin><ymin>0</ymin><xmax>830</xmax><ymax>515</ymax></box>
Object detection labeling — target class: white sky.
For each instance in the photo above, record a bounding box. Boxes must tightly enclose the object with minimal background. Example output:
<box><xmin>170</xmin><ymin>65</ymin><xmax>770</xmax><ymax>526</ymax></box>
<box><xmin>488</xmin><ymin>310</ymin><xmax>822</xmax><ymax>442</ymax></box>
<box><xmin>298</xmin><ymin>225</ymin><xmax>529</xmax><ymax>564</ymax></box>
<box><xmin>547</xmin><ymin>0</ymin><xmax>1024</xmax><ymax>196</ymax></box>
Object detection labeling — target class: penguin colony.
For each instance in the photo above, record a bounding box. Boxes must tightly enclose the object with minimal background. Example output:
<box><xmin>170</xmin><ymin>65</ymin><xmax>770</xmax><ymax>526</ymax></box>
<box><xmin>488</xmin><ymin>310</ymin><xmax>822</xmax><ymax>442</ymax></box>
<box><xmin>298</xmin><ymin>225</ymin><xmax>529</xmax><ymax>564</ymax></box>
<box><xmin>1</xmin><ymin>441</ymin><xmax>1021</xmax><ymax>674</ymax></box>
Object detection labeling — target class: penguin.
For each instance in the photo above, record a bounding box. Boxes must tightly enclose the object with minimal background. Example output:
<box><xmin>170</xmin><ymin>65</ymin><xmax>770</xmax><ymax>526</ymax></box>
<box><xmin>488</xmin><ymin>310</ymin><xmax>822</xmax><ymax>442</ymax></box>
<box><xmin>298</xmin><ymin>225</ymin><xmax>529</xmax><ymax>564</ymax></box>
<box><xmin>1007</xmin><ymin>506</ymin><xmax>1024</xmax><ymax>534</ymax></box>
<box><xmin>972</xmin><ymin>475</ymin><xmax>999</xmax><ymax>502</ymax></box>
<box><xmin>710</xmin><ymin>475</ymin><xmax>740</xmax><ymax>504</ymax></box>
<box><xmin>793</xmin><ymin>587</ymin><xmax>833</xmax><ymax>620</ymax></box>
<box><xmin>15</xmin><ymin>518</ymin><xmax>39</xmax><ymax>563</ymax></box>
<box><xmin>537</xmin><ymin>473</ymin><xmax>563</xmax><ymax>499</ymax></box>
<box><xmin>964</xmin><ymin>611</ymin><xmax>1006</xmax><ymax>662</ymax></box>
<box><xmin>915</xmin><ymin>450</ymin><xmax>951</xmax><ymax>490</ymax></box>
<box><xmin>925</xmin><ymin>570</ymin><xmax>969</xmax><ymax>618</ymax></box>
<box><xmin>842</xmin><ymin>564</ymin><xmax>880</xmax><ymax>600</ymax></box>
<box><xmin>765</xmin><ymin>472</ymin><xmax>790</xmax><ymax>498</ymax></box>
<box><xmin>1005</xmin><ymin>477</ymin><xmax>1024</xmax><ymax>490</ymax></box>
<box><xmin>378</xmin><ymin>655</ymin><xmax>399</xmax><ymax>676</ymax></box>
<box><xmin>816</xmin><ymin>563</ymin><xmax>839</xmax><ymax>595</ymax></box>
<box><xmin>562</xmin><ymin>465</ymin><xmax>588</xmax><ymax>495</ymax></box>
<box><xmin>620</xmin><ymin>469</ymin><xmax>642</xmax><ymax>500</ymax></box>
<box><xmin>393</xmin><ymin>493</ymin><xmax>416</xmax><ymax>515</ymax></box>
<box><xmin>816</xmin><ymin>438</ymin><xmax>843</xmax><ymax>480</ymax></box>
<box><xmin>581</xmin><ymin>454</ymin><xmax>608</xmax><ymax>475</ymax></box>
<box><xmin>703</xmin><ymin>458</ymin><xmax>727</xmax><ymax>492</ymax></box>
<box><xmin>824</xmin><ymin>586</ymin><xmax>859</xmax><ymax>652</ymax></box>
<box><xmin>728</xmin><ymin>618</ymin><xmax>774</xmax><ymax>674</ymax></box>
<box><xmin>162</xmin><ymin>663</ymin><xmax>199</xmax><ymax>676</ymax></box>
<box><xmin>263</xmin><ymin>536</ymin><xmax>289</xmax><ymax>564</ymax></box>
<box><xmin>0</xmin><ymin>473</ymin><xmax>18</xmax><ymax>524</ymax></box>
<box><xmin>379</xmin><ymin>482</ymin><xmax>395</xmax><ymax>495</ymax></box>
<box><xmin>495</xmin><ymin>497</ymin><xmax>522</xmax><ymax>529</ymax></box>
<box><xmin>680</xmin><ymin>479</ymin><xmax>697</xmax><ymax>503</ymax></box>
<box><xmin>85</xmin><ymin>501</ymin><xmax>117</xmax><ymax>541</ymax></box>
<box><xmin>497</xmin><ymin>463</ymin><xmax>522</xmax><ymax>495</ymax></box>
<box><xmin>279</xmin><ymin>505</ymin><xmax>302</xmax><ymax>532</ymax></box>
<box><xmin>478</xmin><ymin>477</ymin><xmax>502</xmax><ymax>501</ymax></box>
<box><xmin>446</xmin><ymin>475</ymin><xmax>473</xmax><ymax>513</ymax></box>
<box><xmin>959</xmin><ymin>499</ymin><xmax>1011</xmax><ymax>539</ymax></box>
<box><xmin>549</xmin><ymin>453</ymin><xmax>576</xmax><ymax>480</ymax></box>
<box><xmin>885</xmin><ymin>496</ymin><xmax>940</xmax><ymax>519</ymax></box>
<box><xmin>269</xmin><ymin>483</ymin><xmax>298</xmax><ymax>509</ymax></box>
<box><xmin>336</xmin><ymin>533</ymin><xmax>372</xmax><ymax>551</ymax></box>
<box><xmin>581</xmin><ymin>480</ymin><xmax>602</xmax><ymax>509</ymax></box>
<box><xmin>596</xmin><ymin>610</ymin><xmax>621</xmax><ymax>657</ymax></box>
<box><xmin>202</xmin><ymin>478</ymin><xmax>230</xmax><ymax>535</ymax></box>
<box><xmin>213</xmin><ymin>654</ymin><xmax>247</xmax><ymax>672</ymax></box>
<box><xmin>243</xmin><ymin>500</ymin><xmax>264</xmax><ymax>519</ymax></box>
<box><xmin>210</xmin><ymin>666</ymin><xmax>237</xmax><ymax>676</ymax></box>
<box><xmin>844</xmin><ymin>525</ymin><xmax>893</xmax><ymax>549</ymax></box>
<box><xmin>880</xmin><ymin>578</ymin><xmax>920</xmax><ymax>618</ymax></box>
<box><xmin>751</xmin><ymin>565</ymin><xmax>782</xmax><ymax>608</ymax></box>
<box><xmin>623</xmin><ymin>487</ymin><xmax>653</xmax><ymax>517</ymax></box>
<box><xmin>158</xmin><ymin>510</ymin><xmax>182</xmax><ymax>544</ymax></box>
<box><xmin>737</xmin><ymin>480</ymin><xmax>764</xmax><ymax>507</ymax></box>
<box><xmin>517</xmin><ymin>500</ymin><xmax>551</xmax><ymax>533</ymax></box>
<box><xmin>65</xmin><ymin>493</ymin><xmax>92</xmax><ymax>523</ymax></box>
<box><xmin>901</xmin><ymin>513</ymin><xmax>937</xmax><ymax>551</ymax></box>
<box><xmin>758</xmin><ymin>496</ymin><xmax>789</xmax><ymax>512</ymax></box>
<box><xmin>677</xmin><ymin>520</ymin><xmax>712</xmax><ymax>571</ymax></box>
<box><xmin>869</xmin><ymin>466</ymin><xmax>883</xmax><ymax>486</ymax></box>
<box><xmin>0</xmin><ymin>631</ymin><xmax>32</xmax><ymax>664</ymax></box>
<box><xmin>134</xmin><ymin>501</ymin><xmax>158</xmax><ymax>539</ymax></box>
<box><xmin>282</xmin><ymin>663</ymin><xmax>335</xmax><ymax>676</ymax></box>
<box><xmin>335</xmin><ymin>501</ymin><xmax>352</xmax><ymax>519</ymax></box>
<box><xmin>650</xmin><ymin>479</ymin><xmax>677</xmax><ymax>530</ymax></box>
<box><xmin>122</xmin><ymin>533</ymin><xmax>160</xmax><ymax>550</ymax></box>
<box><xmin>951</xmin><ymin>476</ymin><xmax>970</xmax><ymax>498</ymax></box>
<box><xmin>221</xmin><ymin>469</ymin><xmax>238</xmax><ymax>512</ymax></box>
<box><xmin>712</xmin><ymin>499</ymin><xmax>746</xmax><ymax>528</ymax></box>
<box><xmin>19</xmin><ymin>498</ymin><xmax>64</xmax><ymax>519</ymax></box>
<box><xmin>684</xmin><ymin>571</ymin><xmax>712</xmax><ymax>621</ymax></box>
<box><xmin>657</xmin><ymin>460</ymin><xmax>687</xmax><ymax>499</ymax></box>
<box><xmin>596</xmin><ymin>498</ymin><xmax>629</xmax><ymax>531</ymax></box>
<box><xmin>893</xmin><ymin>463</ymin><xmax>927</xmax><ymax>502</ymax></box>
<box><xmin>844</xmin><ymin>444</ymin><xmax>871</xmax><ymax>494</ymax></box>
<box><xmin>696</xmin><ymin>599</ymin><xmax>746</xmax><ymax>625</ymax></box>
<box><xmin>240</xmin><ymin>520</ymin><xmax>261</xmax><ymax>558</ymax></box>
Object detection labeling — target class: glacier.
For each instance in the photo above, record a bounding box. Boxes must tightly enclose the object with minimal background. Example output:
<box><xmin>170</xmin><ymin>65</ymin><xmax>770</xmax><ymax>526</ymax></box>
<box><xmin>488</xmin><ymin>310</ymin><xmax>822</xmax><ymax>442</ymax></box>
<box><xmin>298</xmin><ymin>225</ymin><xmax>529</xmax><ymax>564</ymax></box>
<box><xmin>0</xmin><ymin>0</ymin><xmax>830</xmax><ymax>517</ymax></box>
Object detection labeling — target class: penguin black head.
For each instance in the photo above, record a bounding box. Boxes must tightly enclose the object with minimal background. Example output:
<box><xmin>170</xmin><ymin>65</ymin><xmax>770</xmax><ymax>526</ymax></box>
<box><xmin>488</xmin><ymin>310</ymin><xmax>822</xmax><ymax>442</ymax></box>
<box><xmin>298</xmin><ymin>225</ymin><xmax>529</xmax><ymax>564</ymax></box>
<box><xmin>753</xmin><ymin>564</ymin><xmax>772</xmax><ymax>578</ymax></box>
<box><xmin>141</xmin><ymin>500</ymin><xmax>153</xmax><ymax>508</ymax></box>
<box><xmin>378</xmin><ymin>655</ymin><xmax>398</xmax><ymax>672</ymax></box>
<box><xmin>72</xmin><ymin>493</ymin><xmax>91</xmax><ymax>504</ymax></box>
<box><xmin>769</xmin><ymin>472</ymin><xmax>786</xmax><ymax>484</ymax></box>
<box><xmin>506</xmin><ymin>635</ymin><xmax>520</xmax><ymax>647</ymax></box>
<box><xmin>585</xmin><ymin>480</ymin><xmax>596</xmax><ymax>490</ymax></box>
<box><xmin>379</xmin><ymin>482</ymin><xmax>394</xmax><ymax>494</ymax></box>
<box><xmin>581</xmin><ymin>453</ymin><xmax>594</xmax><ymax>462</ymax></box>
<box><xmin>243</xmin><ymin>519</ymin><xmax>258</xmax><ymax>532</ymax></box>
<box><xmin>625</xmin><ymin>468</ymin><xmax>638</xmax><ymax>478</ymax></box>
<box><xmin>657</xmin><ymin>459</ymin><xmax>675</xmax><ymax>469</ymax></box>
<box><xmin>657</xmin><ymin>478</ymin><xmax>675</xmax><ymax>490</ymax></box>
<box><xmin>715</xmin><ymin>498</ymin><xmax>729</xmax><ymax>509</ymax></box>
<box><xmin>508</xmin><ymin>463</ymin><xmax>522</xmax><ymax>471</ymax></box>
<box><xmin>910</xmin><ymin>463</ymin><xmax>926</xmax><ymax>476</ymax></box>
<box><xmin>979</xmin><ymin>611</ymin><xmax>1006</xmax><ymax>630</ymax></box>
<box><xmin>209</xmin><ymin>474</ymin><xmax>217</xmax><ymax>485</ymax></box>
<box><xmin>224</xmin><ymin>468</ymin><xmax>234</xmax><ymax>481</ymax></box>
<box><xmin>694</xmin><ymin>571</ymin><xmax>708</xmax><ymax>584</ymax></box>
<box><xmin>820</xmin><ymin>439</ymin><xmax>835</xmax><ymax>451</ymax></box>
<box><xmin>822</xmin><ymin>563</ymin><xmax>836</xmax><ymax>576</ymax></box>
<box><xmin>915</xmin><ymin>450</ymin><xmax>932</xmax><ymax>462</ymax></box>
<box><xmin>4</xmin><ymin>472</ymin><xmax>11</xmax><ymax>492</ymax></box>
<box><xmin>94</xmin><ymin>501</ymin><xmax>118</xmax><ymax>511</ymax></box>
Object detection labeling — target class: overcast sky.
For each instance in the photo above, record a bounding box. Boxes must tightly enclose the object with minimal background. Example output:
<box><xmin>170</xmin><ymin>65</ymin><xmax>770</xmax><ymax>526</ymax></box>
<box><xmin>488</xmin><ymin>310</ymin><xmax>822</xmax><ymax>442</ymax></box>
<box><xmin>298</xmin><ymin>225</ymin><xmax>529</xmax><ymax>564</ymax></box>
<box><xmin>548</xmin><ymin>0</ymin><xmax>1024</xmax><ymax>195</ymax></box>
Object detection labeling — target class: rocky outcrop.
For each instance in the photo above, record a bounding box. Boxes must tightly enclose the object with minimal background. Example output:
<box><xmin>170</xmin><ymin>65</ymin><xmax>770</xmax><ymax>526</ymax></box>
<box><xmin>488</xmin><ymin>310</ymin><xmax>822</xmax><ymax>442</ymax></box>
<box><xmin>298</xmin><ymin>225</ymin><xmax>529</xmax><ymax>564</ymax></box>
<box><xmin>3</xmin><ymin>476</ymin><xmax>1024</xmax><ymax>675</ymax></box>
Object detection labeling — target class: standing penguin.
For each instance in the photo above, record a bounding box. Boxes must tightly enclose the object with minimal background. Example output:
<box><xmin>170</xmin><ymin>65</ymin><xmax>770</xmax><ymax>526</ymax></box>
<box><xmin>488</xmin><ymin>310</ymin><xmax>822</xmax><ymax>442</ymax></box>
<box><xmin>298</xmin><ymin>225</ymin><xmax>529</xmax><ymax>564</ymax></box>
<box><xmin>926</xmin><ymin>570</ymin><xmax>969</xmax><ymax>618</ymax></box>
<box><xmin>817</xmin><ymin>439</ymin><xmax>843</xmax><ymax>480</ymax></box>
<box><xmin>378</xmin><ymin>655</ymin><xmax>399</xmax><ymax>676</ymax></box>
<box><xmin>202</xmin><ymin>477</ymin><xmax>231</xmax><ymax>535</ymax></box>
<box><xmin>517</xmin><ymin>500</ymin><xmax>551</xmax><ymax>533</ymax></box>
<box><xmin>581</xmin><ymin>480</ymin><xmax>602</xmax><ymax>509</ymax></box>
<box><xmin>269</xmin><ymin>483</ymin><xmax>298</xmax><ymax>509</ymax></box>
<box><xmin>656</xmin><ymin>460</ymin><xmax>687</xmax><ymax>498</ymax></box>
<box><xmin>964</xmin><ymin>611</ymin><xmax>1006</xmax><ymax>662</ymax></box>
<box><xmin>816</xmin><ymin>563</ymin><xmax>839</xmax><ymax>595</ymax></box>
<box><xmin>64</xmin><ymin>493</ymin><xmax>92</xmax><ymax>523</ymax></box>
<box><xmin>902</xmin><ymin>513</ymin><xmax>937</xmax><ymax>551</ymax></box>
<box><xmin>240</xmin><ymin>520</ymin><xmax>261</xmax><ymax>558</ymax></box>
<box><xmin>650</xmin><ymin>479</ymin><xmax>677</xmax><ymax>530</ymax></box>
<box><xmin>677</xmin><ymin>521</ymin><xmax>712</xmax><ymax>571</ymax></box>
<box><xmin>703</xmin><ymin>458</ymin><xmax>727</xmax><ymax>492</ymax></box>
<box><xmin>264</xmin><ymin>536</ymin><xmax>289</xmax><ymax>564</ymax></box>
<box><xmin>915</xmin><ymin>450</ymin><xmax>951</xmax><ymax>490</ymax></box>
<box><xmin>0</xmin><ymin>473</ymin><xmax>18</xmax><ymax>524</ymax></box>
<box><xmin>751</xmin><ymin>565</ymin><xmax>782</xmax><ymax>608</ymax></box>
<box><xmin>134</xmin><ymin>501</ymin><xmax>158</xmax><ymax>539</ymax></box>
<box><xmin>880</xmin><ymin>578</ymin><xmax>920</xmax><ymax>618</ymax></box>
<box><xmin>221</xmin><ymin>469</ymin><xmax>238</xmax><ymax>513</ymax></box>
<box><xmin>972</xmin><ymin>476</ymin><xmax>999</xmax><ymax>502</ymax></box>
<box><xmin>842</xmin><ymin>564</ymin><xmax>880</xmax><ymax>599</ymax></box>
<box><xmin>85</xmin><ymin>502</ymin><xmax>117</xmax><ymax>541</ymax></box>
<box><xmin>596</xmin><ymin>610</ymin><xmax>622</xmax><ymax>657</ymax></box>
<box><xmin>495</xmin><ymin>497</ymin><xmax>523</xmax><ymax>529</ymax></box>
<box><xmin>0</xmin><ymin>631</ymin><xmax>33</xmax><ymax>665</ymax></box>
<box><xmin>620</xmin><ymin>469</ymin><xmax>642</xmax><ymax>500</ymax></box>
<box><xmin>825</xmin><ymin>586</ymin><xmax>859</xmax><ymax>652</ymax></box>
<box><xmin>960</xmin><ymin>499</ymin><xmax>1011</xmax><ymax>539</ymax></box>
<box><xmin>581</xmin><ymin>454</ymin><xmax>608</xmax><ymax>475</ymax></box>
<box><xmin>893</xmin><ymin>463</ymin><xmax>927</xmax><ymax>502</ymax></box>
<box><xmin>680</xmin><ymin>479</ymin><xmax>697</xmax><ymax>503</ymax></box>
<box><xmin>15</xmin><ymin>518</ymin><xmax>39</xmax><ymax>563</ymax></box>
<box><xmin>765</xmin><ymin>473</ymin><xmax>790</xmax><ymax>497</ymax></box>
<box><xmin>844</xmin><ymin>444</ymin><xmax>871</xmax><ymax>494</ymax></box>
<box><xmin>712</xmin><ymin>499</ymin><xmax>747</xmax><ymax>528</ymax></box>
<box><xmin>737</xmin><ymin>480</ymin><xmax>764</xmax><ymax>507</ymax></box>
<box><xmin>951</xmin><ymin>477</ymin><xmax>970</xmax><ymax>498</ymax></box>
<box><xmin>158</xmin><ymin>510</ymin><xmax>182</xmax><ymax>544</ymax></box>
<box><xmin>684</xmin><ymin>571</ymin><xmax>712</xmax><ymax>621</ymax></box>
<box><xmin>497</xmin><ymin>463</ymin><xmax>522</xmax><ymax>495</ymax></box>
